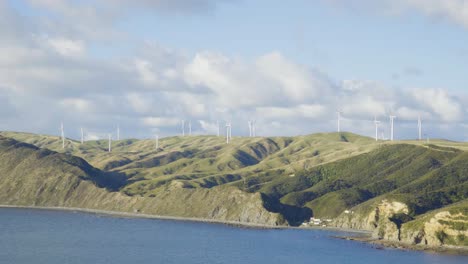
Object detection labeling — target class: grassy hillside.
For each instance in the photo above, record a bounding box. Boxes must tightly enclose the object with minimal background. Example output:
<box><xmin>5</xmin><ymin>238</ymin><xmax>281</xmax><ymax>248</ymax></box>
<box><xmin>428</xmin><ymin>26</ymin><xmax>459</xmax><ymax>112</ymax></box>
<box><xmin>0</xmin><ymin>131</ymin><xmax>380</xmax><ymax>196</ymax></box>
<box><xmin>258</xmin><ymin>144</ymin><xmax>466</xmax><ymax>218</ymax></box>
<box><xmin>0</xmin><ymin>135</ymin><xmax>281</xmax><ymax>225</ymax></box>
<box><xmin>0</xmin><ymin>130</ymin><xmax>467</xmax><ymax>246</ymax></box>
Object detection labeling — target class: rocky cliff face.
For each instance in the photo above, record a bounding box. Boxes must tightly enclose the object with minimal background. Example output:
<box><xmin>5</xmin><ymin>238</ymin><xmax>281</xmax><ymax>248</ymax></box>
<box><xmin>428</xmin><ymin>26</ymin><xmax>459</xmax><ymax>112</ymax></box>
<box><xmin>400</xmin><ymin>210</ymin><xmax>468</xmax><ymax>247</ymax></box>
<box><xmin>333</xmin><ymin>199</ymin><xmax>468</xmax><ymax>247</ymax></box>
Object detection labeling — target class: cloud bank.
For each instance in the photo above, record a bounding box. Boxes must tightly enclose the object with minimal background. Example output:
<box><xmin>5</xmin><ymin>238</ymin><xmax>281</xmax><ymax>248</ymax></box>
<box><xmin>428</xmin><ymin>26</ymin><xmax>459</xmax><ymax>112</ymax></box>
<box><xmin>0</xmin><ymin>0</ymin><xmax>466</xmax><ymax>141</ymax></box>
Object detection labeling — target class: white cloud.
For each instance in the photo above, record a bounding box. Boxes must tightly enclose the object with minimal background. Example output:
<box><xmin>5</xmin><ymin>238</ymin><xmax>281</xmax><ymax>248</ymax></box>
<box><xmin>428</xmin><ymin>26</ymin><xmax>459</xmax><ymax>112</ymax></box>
<box><xmin>59</xmin><ymin>98</ymin><xmax>93</xmax><ymax>113</ymax></box>
<box><xmin>141</xmin><ymin>117</ymin><xmax>180</xmax><ymax>127</ymax></box>
<box><xmin>199</xmin><ymin>120</ymin><xmax>218</xmax><ymax>134</ymax></box>
<box><xmin>396</xmin><ymin>106</ymin><xmax>431</xmax><ymax>120</ymax></box>
<box><xmin>327</xmin><ymin>0</ymin><xmax>468</xmax><ymax>29</ymax></box>
<box><xmin>411</xmin><ymin>88</ymin><xmax>464</xmax><ymax>122</ymax></box>
<box><xmin>126</xmin><ymin>93</ymin><xmax>154</xmax><ymax>114</ymax></box>
<box><xmin>134</xmin><ymin>59</ymin><xmax>158</xmax><ymax>85</ymax></box>
<box><xmin>184</xmin><ymin>51</ymin><xmax>336</xmax><ymax>108</ymax></box>
<box><xmin>0</xmin><ymin>1</ymin><xmax>467</xmax><ymax>141</ymax></box>
<box><xmin>256</xmin><ymin>104</ymin><xmax>327</xmax><ymax>120</ymax></box>
<box><xmin>46</xmin><ymin>37</ymin><xmax>86</xmax><ymax>57</ymax></box>
<box><xmin>109</xmin><ymin>0</ymin><xmax>235</xmax><ymax>14</ymax></box>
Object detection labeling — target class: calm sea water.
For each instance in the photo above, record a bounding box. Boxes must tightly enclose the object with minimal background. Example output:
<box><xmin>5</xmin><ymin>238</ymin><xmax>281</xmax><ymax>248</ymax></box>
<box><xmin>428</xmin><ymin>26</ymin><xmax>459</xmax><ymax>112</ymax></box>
<box><xmin>0</xmin><ymin>208</ymin><xmax>466</xmax><ymax>264</ymax></box>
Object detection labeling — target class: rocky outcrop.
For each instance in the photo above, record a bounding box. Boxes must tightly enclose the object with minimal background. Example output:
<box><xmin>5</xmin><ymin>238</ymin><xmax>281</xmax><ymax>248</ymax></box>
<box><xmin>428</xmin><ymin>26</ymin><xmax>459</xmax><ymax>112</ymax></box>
<box><xmin>333</xmin><ymin>199</ymin><xmax>468</xmax><ymax>248</ymax></box>
<box><xmin>400</xmin><ymin>211</ymin><xmax>468</xmax><ymax>247</ymax></box>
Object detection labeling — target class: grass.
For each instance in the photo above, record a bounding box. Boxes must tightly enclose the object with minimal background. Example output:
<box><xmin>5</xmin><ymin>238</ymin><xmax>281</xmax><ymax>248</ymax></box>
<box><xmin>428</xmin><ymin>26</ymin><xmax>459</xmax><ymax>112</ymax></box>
<box><xmin>1</xmin><ymin>130</ymin><xmax>467</xmax><ymax>230</ymax></box>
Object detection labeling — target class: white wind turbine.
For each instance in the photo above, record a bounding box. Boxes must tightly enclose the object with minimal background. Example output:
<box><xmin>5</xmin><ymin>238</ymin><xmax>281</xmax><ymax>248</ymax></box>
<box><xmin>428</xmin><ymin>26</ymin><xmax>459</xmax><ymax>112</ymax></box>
<box><xmin>374</xmin><ymin>117</ymin><xmax>380</xmax><ymax>141</ymax></box>
<box><xmin>418</xmin><ymin>115</ymin><xmax>422</xmax><ymax>141</ymax></box>
<box><xmin>248</xmin><ymin>121</ymin><xmax>252</xmax><ymax>137</ymax></box>
<box><xmin>155</xmin><ymin>134</ymin><xmax>159</xmax><ymax>150</ymax></box>
<box><xmin>381</xmin><ymin>132</ymin><xmax>387</xmax><ymax>141</ymax></box>
<box><xmin>337</xmin><ymin>110</ymin><xmax>343</xmax><ymax>133</ymax></box>
<box><xmin>226</xmin><ymin>122</ymin><xmax>232</xmax><ymax>144</ymax></box>
<box><xmin>389</xmin><ymin>115</ymin><xmax>397</xmax><ymax>141</ymax></box>
<box><xmin>181</xmin><ymin>120</ymin><xmax>185</xmax><ymax>137</ymax></box>
<box><xmin>60</xmin><ymin>122</ymin><xmax>65</xmax><ymax>149</ymax></box>
<box><xmin>108</xmin><ymin>134</ymin><xmax>112</xmax><ymax>152</ymax></box>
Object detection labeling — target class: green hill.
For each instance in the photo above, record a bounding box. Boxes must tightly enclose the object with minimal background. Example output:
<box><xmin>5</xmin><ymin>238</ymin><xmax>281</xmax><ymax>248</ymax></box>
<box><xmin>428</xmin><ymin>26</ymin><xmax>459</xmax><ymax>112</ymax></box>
<box><xmin>0</xmin><ymin>131</ymin><xmax>467</xmax><ymax>247</ymax></box>
<box><xmin>0</xmin><ymin>135</ymin><xmax>281</xmax><ymax>225</ymax></box>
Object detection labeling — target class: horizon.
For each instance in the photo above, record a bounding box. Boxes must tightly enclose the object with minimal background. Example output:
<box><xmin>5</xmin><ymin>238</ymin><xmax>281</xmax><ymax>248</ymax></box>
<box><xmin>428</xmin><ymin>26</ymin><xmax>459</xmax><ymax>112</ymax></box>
<box><xmin>2</xmin><ymin>128</ymin><xmax>466</xmax><ymax>144</ymax></box>
<box><xmin>1</xmin><ymin>1</ymin><xmax>467</xmax><ymax>141</ymax></box>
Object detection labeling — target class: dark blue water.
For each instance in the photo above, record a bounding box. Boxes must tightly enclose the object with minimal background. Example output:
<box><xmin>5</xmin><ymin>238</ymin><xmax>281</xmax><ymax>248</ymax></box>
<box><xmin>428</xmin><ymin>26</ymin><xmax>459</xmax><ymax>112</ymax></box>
<box><xmin>0</xmin><ymin>208</ymin><xmax>466</xmax><ymax>264</ymax></box>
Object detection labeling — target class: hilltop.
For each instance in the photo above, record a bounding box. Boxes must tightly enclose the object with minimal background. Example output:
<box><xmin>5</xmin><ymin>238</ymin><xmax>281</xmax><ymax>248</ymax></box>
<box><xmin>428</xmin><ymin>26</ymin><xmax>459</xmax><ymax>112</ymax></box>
<box><xmin>0</xmin><ymin>131</ymin><xmax>466</xmax><ymax>248</ymax></box>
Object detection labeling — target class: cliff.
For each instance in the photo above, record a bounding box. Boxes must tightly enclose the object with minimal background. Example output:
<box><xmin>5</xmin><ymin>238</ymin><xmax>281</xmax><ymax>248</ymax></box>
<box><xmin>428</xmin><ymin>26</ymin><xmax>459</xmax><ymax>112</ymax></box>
<box><xmin>333</xmin><ymin>199</ymin><xmax>467</xmax><ymax>248</ymax></box>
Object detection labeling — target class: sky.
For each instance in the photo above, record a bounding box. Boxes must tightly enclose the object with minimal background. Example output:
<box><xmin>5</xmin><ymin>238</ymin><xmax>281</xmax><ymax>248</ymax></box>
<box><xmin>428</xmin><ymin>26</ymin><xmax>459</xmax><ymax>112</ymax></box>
<box><xmin>0</xmin><ymin>0</ymin><xmax>467</xmax><ymax>141</ymax></box>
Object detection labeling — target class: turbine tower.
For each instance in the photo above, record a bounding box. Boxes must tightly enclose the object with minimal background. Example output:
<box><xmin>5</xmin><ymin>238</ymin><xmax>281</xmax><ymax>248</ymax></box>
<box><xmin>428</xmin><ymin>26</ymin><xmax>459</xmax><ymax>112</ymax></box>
<box><xmin>181</xmin><ymin>120</ymin><xmax>185</xmax><ymax>137</ymax></box>
<box><xmin>418</xmin><ymin>116</ymin><xmax>422</xmax><ymax>141</ymax></box>
<box><xmin>337</xmin><ymin>110</ymin><xmax>343</xmax><ymax>133</ymax></box>
<box><xmin>108</xmin><ymin>134</ymin><xmax>112</xmax><ymax>152</ymax></box>
<box><xmin>248</xmin><ymin>121</ymin><xmax>252</xmax><ymax>137</ymax></box>
<box><xmin>60</xmin><ymin>122</ymin><xmax>65</xmax><ymax>149</ymax></box>
<box><xmin>155</xmin><ymin>134</ymin><xmax>159</xmax><ymax>150</ymax></box>
<box><xmin>389</xmin><ymin>115</ymin><xmax>397</xmax><ymax>141</ymax></box>
<box><xmin>374</xmin><ymin>117</ymin><xmax>380</xmax><ymax>141</ymax></box>
<box><xmin>226</xmin><ymin>122</ymin><xmax>232</xmax><ymax>144</ymax></box>
<box><xmin>80</xmin><ymin>127</ymin><xmax>84</xmax><ymax>144</ymax></box>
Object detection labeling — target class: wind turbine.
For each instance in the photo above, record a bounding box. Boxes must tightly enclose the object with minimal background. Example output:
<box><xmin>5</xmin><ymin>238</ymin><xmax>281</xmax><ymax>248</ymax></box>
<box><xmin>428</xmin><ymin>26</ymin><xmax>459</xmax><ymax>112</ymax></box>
<box><xmin>248</xmin><ymin>121</ymin><xmax>252</xmax><ymax>137</ymax></box>
<box><xmin>418</xmin><ymin>116</ymin><xmax>422</xmax><ymax>141</ymax></box>
<box><xmin>337</xmin><ymin>110</ymin><xmax>343</xmax><ymax>133</ymax></box>
<box><xmin>108</xmin><ymin>134</ymin><xmax>112</xmax><ymax>152</ymax></box>
<box><xmin>155</xmin><ymin>134</ymin><xmax>159</xmax><ymax>150</ymax></box>
<box><xmin>80</xmin><ymin>127</ymin><xmax>84</xmax><ymax>144</ymax></box>
<box><xmin>226</xmin><ymin>122</ymin><xmax>232</xmax><ymax>144</ymax></box>
<box><xmin>374</xmin><ymin>117</ymin><xmax>380</xmax><ymax>141</ymax></box>
<box><xmin>60</xmin><ymin>122</ymin><xmax>65</xmax><ymax>149</ymax></box>
<box><xmin>181</xmin><ymin>120</ymin><xmax>185</xmax><ymax>137</ymax></box>
<box><xmin>389</xmin><ymin>115</ymin><xmax>397</xmax><ymax>141</ymax></box>
<box><xmin>381</xmin><ymin>132</ymin><xmax>387</xmax><ymax>141</ymax></box>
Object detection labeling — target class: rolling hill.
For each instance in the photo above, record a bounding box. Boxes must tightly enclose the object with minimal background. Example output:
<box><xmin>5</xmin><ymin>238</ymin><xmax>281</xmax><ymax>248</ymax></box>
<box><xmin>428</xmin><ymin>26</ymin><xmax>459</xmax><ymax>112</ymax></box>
<box><xmin>0</xmin><ymin>131</ymin><xmax>466</xmax><ymax>247</ymax></box>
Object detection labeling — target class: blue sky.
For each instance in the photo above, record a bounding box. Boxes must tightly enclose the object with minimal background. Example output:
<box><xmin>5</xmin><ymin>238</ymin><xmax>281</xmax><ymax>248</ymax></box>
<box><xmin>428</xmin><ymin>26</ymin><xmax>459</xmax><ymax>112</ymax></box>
<box><xmin>89</xmin><ymin>0</ymin><xmax>468</xmax><ymax>90</ymax></box>
<box><xmin>1</xmin><ymin>0</ymin><xmax>468</xmax><ymax>140</ymax></box>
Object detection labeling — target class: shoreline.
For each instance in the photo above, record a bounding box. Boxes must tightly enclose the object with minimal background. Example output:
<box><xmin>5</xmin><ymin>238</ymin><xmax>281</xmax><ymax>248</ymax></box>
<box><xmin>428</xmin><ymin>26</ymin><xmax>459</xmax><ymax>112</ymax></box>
<box><xmin>0</xmin><ymin>205</ymin><xmax>279</xmax><ymax>229</ymax></box>
<box><xmin>0</xmin><ymin>204</ymin><xmax>368</xmax><ymax>234</ymax></box>
<box><xmin>2</xmin><ymin>205</ymin><xmax>467</xmax><ymax>255</ymax></box>
<box><xmin>335</xmin><ymin>235</ymin><xmax>468</xmax><ymax>256</ymax></box>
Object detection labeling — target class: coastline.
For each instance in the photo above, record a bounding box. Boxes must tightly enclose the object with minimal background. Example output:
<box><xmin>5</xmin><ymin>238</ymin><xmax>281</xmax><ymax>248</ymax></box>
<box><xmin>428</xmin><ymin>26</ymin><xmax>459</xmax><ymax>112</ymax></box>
<box><xmin>335</xmin><ymin>235</ymin><xmax>468</xmax><ymax>256</ymax></box>
<box><xmin>0</xmin><ymin>205</ymin><xmax>279</xmax><ymax>229</ymax></box>
<box><xmin>2</xmin><ymin>205</ymin><xmax>467</xmax><ymax>255</ymax></box>
<box><xmin>0</xmin><ymin>204</ymin><xmax>367</xmax><ymax>234</ymax></box>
